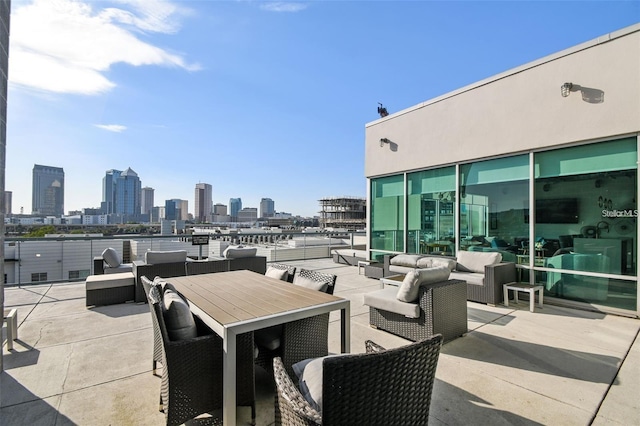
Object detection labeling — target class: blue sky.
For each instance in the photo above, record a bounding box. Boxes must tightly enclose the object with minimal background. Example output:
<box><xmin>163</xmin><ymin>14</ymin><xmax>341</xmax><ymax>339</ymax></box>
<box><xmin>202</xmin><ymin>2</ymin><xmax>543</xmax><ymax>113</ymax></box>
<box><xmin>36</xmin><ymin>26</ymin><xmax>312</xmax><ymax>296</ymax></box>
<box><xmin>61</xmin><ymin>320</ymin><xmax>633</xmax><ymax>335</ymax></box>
<box><xmin>6</xmin><ymin>0</ymin><xmax>639</xmax><ymax>218</ymax></box>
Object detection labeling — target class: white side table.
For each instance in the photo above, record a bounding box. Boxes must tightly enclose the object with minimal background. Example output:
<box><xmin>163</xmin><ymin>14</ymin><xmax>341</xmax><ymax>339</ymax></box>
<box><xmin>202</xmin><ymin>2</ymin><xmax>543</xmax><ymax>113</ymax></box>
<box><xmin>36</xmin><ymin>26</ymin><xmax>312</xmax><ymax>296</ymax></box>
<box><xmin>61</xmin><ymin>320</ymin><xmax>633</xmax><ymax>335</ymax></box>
<box><xmin>503</xmin><ymin>283</ymin><xmax>543</xmax><ymax>312</ymax></box>
<box><xmin>357</xmin><ymin>260</ymin><xmax>370</xmax><ymax>275</ymax></box>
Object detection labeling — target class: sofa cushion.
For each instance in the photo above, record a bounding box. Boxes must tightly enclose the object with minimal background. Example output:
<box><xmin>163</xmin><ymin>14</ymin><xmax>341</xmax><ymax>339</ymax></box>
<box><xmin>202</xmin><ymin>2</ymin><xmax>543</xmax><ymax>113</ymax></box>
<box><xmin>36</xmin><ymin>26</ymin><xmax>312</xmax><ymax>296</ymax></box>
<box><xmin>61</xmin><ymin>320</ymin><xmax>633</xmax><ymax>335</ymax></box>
<box><xmin>431</xmin><ymin>257</ymin><xmax>457</xmax><ymax>271</ymax></box>
<box><xmin>450</xmin><ymin>271</ymin><xmax>484</xmax><ymax>286</ymax></box>
<box><xmin>389</xmin><ymin>265</ymin><xmax>415</xmax><ymax>275</ymax></box>
<box><xmin>396</xmin><ymin>266</ymin><xmax>451</xmax><ymax>302</ymax></box>
<box><xmin>104</xmin><ymin>264</ymin><xmax>133</xmax><ymax>274</ymax></box>
<box><xmin>102</xmin><ymin>247</ymin><xmax>121</xmax><ymax>268</ymax></box>
<box><xmin>363</xmin><ymin>288</ymin><xmax>420</xmax><ymax>318</ymax></box>
<box><xmin>456</xmin><ymin>250</ymin><xmax>502</xmax><ymax>273</ymax></box>
<box><xmin>86</xmin><ymin>272</ymin><xmax>135</xmax><ymax>291</ymax></box>
<box><xmin>293</xmin><ymin>274</ymin><xmax>328</xmax><ymax>292</ymax></box>
<box><xmin>145</xmin><ymin>250</ymin><xmax>188</xmax><ymax>264</ymax></box>
<box><xmin>223</xmin><ymin>245</ymin><xmax>258</xmax><ymax>259</ymax></box>
<box><xmin>390</xmin><ymin>254</ymin><xmax>423</xmax><ymax>268</ymax></box>
<box><xmin>162</xmin><ymin>289</ymin><xmax>197</xmax><ymax>341</ymax></box>
<box><xmin>265</xmin><ymin>266</ymin><xmax>289</xmax><ymax>281</ymax></box>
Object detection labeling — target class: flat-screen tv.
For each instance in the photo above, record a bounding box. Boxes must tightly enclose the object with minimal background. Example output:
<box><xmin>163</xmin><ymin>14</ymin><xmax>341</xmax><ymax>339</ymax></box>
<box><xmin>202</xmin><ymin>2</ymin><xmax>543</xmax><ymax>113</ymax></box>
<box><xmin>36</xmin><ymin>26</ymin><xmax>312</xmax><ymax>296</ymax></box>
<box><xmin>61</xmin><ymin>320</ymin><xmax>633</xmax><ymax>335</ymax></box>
<box><xmin>533</xmin><ymin>198</ymin><xmax>579</xmax><ymax>223</ymax></box>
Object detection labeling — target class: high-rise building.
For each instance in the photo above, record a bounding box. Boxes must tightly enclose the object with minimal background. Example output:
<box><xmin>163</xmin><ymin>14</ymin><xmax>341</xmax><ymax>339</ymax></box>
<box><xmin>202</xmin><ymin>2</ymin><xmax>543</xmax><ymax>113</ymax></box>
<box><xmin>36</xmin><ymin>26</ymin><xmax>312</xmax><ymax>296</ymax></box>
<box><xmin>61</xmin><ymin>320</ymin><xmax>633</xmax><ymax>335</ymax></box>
<box><xmin>165</xmin><ymin>199</ymin><xmax>188</xmax><ymax>221</ymax></box>
<box><xmin>213</xmin><ymin>203</ymin><xmax>227</xmax><ymax>216</ymax></box>
<box><xmin>260</xmin><ymin>198</ymin><xmax>275</xmax><ymax>218</ymax></box>
<box><xmin>238</xmin><ymin>207</ymin><xmax>258</xmax><ymax>223</ymax></box>
<box><xmin>101</xmin><ymin>169</ymin><xmax>121</xmax><ymax>214</ymax></box>
<box><xmin>229</xmin><ymin>198</ymin><xmax>242</xmax><ymax>222</ymax></box>
<box><xmin>32</xmin><ymin>164</ymin><xmax>65</xmax><ymax>216</ymax></box>
<box><xmin>115</xmin><ymin>168</ymin><xmax>141</xmax><ymax>217</ymax></box>
<box><xmin>141</xmin><ymin>187</ymin><xmax>154</xmax><ymax>216</ymax></box>
<box><xmin>194</xmin><ymin>183</ymin><xmax>212</xmax><ymax>223</ymax></box>
<box><xmin>4</xmin><ymin>190</ymin><xmax>11</xmax><ymax>215</ymax></box>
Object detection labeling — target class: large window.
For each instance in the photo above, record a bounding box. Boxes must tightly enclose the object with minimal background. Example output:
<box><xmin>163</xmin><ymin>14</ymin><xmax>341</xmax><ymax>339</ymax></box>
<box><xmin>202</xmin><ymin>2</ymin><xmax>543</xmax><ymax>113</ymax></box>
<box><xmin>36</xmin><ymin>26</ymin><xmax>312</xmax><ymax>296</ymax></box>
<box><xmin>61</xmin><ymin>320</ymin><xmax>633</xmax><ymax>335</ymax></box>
<box><xmin>534</xmin><ymin>137</ymin><xmax>637</xmax><ymax>309</ymax></box>
<box><xmin>407</xmin><ymin>167</ymin><xmax>456</xmax><ymax>255</ymax></box>
<box><xmin>370</xmin><ymin>175</ymin><xmax>404</xmax><ymax>255</ymax></box>
<box><xmin>459</xmin><ymin>155</ymin><xmax>530</xmax><ymax>263</ymax></box>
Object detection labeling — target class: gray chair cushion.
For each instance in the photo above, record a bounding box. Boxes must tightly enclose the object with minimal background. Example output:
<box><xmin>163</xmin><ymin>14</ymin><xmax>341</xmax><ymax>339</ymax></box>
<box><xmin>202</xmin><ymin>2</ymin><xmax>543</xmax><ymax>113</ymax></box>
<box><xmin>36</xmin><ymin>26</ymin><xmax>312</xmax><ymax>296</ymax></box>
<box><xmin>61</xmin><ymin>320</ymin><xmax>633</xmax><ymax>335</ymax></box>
<box><xmin>162</xmin><ymin>289</ymin><xmax>197</xmax><ymax>341</ymax></box>
<box><xmin>390</xmin><ymin>254</ymin><xmax>423</xmax><ymax>268</ymax></box>
<box><xmin>102</xmin><ymin>247</ymin><xmax>121</xmax><ymax>268</ymax></box>
<box><xmin>396</xmin><ymin>266</ymin><xmax>451</xmax><ymax>303</ymax></box>
<box><xmin>145</xmin><ymin>250</ymin><xmax>187</xmax><ymax>264</ymax></box>
<box><xmin>456</xmin><ymin>251</ymin><xmax>501</xmax><ymax>273</ymax></box>
<box><xmin>223</xmin><ymin>246</ymin><xmax>258</xmax><ymax>259</ymax></box>
<box><xmin>363</xmin><ymin>288</ymin><xmax>420</xmax><ymax>318</ymax></box>
<box><xmin>292</xmin><ymin>354</ymin><xmax>347</xmax><ymax>413</ymax></box>
<box><xmin>265</xmin><ymin>266</ymin><xmax>289</xmax><ymax>281</ymax></box>
<box><xmin>255</xmin><ymin>325</ymin><xmax>284</xmax><ymax>351</ymax></box>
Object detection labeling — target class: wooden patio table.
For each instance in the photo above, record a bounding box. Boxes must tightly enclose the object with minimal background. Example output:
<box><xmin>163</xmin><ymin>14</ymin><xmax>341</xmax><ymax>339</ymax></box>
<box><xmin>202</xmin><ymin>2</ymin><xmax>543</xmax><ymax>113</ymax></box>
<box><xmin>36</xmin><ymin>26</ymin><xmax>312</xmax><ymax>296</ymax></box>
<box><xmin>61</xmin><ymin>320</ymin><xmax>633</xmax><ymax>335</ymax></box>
<box><xmin>169</xmin><ymin>270</ymin><xmax>351</xmax><ymax>426</ymax></box>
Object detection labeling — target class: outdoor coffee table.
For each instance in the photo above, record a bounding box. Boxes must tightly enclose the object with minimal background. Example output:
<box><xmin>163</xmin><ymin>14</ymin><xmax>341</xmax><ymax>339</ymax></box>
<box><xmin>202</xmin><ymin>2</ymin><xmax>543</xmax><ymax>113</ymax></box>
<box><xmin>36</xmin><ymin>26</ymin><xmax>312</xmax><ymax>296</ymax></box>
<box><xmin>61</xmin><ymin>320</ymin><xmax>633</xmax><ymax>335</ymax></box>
<box><xmin>169</xmin><ymin>270</ymin><xmax>351</xmax><ymax>425</ymax></box>
<box><xmin>503</xmin><ymin>282</ymin><xmax>544</xmax><ymax>312</ymax></box>
<box><xmin>379</xmin><ymin>274</ymin><xmax>405</xmax><ymax>289</ymax></box>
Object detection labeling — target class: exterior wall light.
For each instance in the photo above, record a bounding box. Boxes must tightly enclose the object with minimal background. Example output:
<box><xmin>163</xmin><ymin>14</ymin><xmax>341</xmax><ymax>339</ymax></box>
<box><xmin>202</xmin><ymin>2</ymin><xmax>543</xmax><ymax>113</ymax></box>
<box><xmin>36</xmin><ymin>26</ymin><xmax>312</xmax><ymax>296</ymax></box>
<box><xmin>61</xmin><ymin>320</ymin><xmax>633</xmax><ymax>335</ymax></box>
<box><xmin>561</xmin><ymin>82</ymin><xmax>573</xmax><ymax>97</ymax></box>
<box><xmin>380</xmin><ymin>138</ymin><xmax>391</xmax><ymax>147</ymax></box>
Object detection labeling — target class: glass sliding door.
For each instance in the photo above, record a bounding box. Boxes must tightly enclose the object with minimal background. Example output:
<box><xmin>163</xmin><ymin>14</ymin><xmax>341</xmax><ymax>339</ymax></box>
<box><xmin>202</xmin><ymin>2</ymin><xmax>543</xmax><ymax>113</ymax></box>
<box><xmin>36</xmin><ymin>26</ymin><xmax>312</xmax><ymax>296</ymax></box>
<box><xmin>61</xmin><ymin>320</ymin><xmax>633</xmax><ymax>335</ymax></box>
<box><xmin>459</xmin><ymin>155</ymin><xmax>530</xmax><ymax>264</ymax></box>
<box><xmin>370</xmin><ymin>175</ymin><xmax>405</xmax><ymax>257</ymax></box>
<box><xmin>535</xmin><ymin>137</ymin><xmax>637</xmax><ymax>310</ymax></box>
<box><xmin>407</xmin><ymin>167</ymin><xmax>455</xmax><ymax>255</ymax></box>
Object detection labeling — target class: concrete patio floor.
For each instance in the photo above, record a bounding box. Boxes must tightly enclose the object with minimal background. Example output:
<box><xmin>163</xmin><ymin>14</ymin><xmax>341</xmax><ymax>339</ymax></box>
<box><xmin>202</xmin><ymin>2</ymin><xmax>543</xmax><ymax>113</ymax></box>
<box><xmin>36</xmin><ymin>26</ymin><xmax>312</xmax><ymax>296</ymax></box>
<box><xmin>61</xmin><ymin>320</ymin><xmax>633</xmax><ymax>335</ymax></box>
<box><xmin>1</xmin><ymin>258</ymin><xmax>639</xmax><ymax>425</ymax></box>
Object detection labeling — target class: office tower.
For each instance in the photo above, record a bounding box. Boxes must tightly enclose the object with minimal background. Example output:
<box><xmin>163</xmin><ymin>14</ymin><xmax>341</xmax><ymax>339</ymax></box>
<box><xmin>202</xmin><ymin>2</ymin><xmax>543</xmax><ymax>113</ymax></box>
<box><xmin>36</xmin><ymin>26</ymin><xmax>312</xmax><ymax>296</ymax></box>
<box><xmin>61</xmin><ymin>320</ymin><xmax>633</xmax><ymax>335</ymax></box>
<box><xmin>4</xmin><ymin>190</ymin><xmax>11</xmax><ymax>215</ymax></box>
<box><xmin>165</xmin><ymin>199</ymin><xmax>188</xmax><ymax>221</ymax></box>
<box><xmin>238</xmin><ymin>207</ymin><xmax>258</xmax><ymax>223</ymax></box>
<box><xmin>194</xmin><ymin>183</ymin><xmax>212</xmax><ymax>223</ymax></box>
<box><xmin>32</xmin><ymin>164</ymin><xmax>65</xmax><ymax>216</ymax></box>
<box><xmin>260</xmin><ymin>198</ymin><xmax>275</xmax><ymax>218</ymax></box>
<box><xmin>141</xmin><ymin>187</ymin><xmax>154</xmax><ymax>216</ymax></box>
<box><xmin>115</xmin><ymin>168</ymin><xmax>141</xmax><ymax>217</ymax></box>
<box><xmin>229</xmin><ymin>198</ymin><xmax>242</xmax><ymax>222</ymax></box>
<box><xmin>102</xmin><ymin>169</ymin><xmax>121</xmax><ymax>214</ymax></box>
<box><xmin>178</xmin><ymin>199</ymin><xmax>189</xmax><ymax>221</ymax></box>
<box><xmin>213</xmin><ymin>203</ymin><xmax>227</xmax><ymax>216</ymax></box>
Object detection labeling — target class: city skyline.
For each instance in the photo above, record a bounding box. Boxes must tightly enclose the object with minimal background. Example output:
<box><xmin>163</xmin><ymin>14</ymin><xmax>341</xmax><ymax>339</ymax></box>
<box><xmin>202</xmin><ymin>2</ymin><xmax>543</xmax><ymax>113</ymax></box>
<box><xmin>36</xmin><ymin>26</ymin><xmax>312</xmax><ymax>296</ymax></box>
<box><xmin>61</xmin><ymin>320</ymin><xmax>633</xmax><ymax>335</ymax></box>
<box><xmin>5</xmin><ymin>1</ymin><xmax>638</xmax><ymax>217</ymax></box>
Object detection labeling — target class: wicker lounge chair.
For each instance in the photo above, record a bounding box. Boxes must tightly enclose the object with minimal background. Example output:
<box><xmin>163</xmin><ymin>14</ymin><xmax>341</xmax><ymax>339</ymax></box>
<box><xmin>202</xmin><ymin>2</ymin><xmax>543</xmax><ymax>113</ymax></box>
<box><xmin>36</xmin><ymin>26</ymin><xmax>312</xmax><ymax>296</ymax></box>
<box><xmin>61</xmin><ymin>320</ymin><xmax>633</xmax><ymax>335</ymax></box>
<box><xmin>273</xmin><ymin>335</ymin><xmax>444</xmax><ymax>426</ymax></box>
<box><xmin>148</xmin><ymin>285</ymin><xmax>256</xmax><ymax>425</ymax></box>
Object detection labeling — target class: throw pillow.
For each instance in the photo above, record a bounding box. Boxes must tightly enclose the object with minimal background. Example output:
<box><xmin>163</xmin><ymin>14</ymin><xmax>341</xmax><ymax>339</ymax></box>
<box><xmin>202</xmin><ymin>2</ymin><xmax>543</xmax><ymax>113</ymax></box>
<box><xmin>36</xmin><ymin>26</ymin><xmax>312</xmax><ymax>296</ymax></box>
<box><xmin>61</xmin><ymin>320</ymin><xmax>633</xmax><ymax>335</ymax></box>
<box><xmin>389</xmin><ymin>254</ymin><xmax>424</xmax><ymax>268</ymax></box>
<box><xmin>101</xmin><ymin>247</ymin><xmax>121</xmax><ymax>268</ymax></box>
<box><xmin>396</xmin><ymin>266</ymin><xmax>451</xmax><ymax>303</ymax></box>
<box><xmin>430</xmin><ymin>257</ymin><xmax>457</xmax><ymax>271</ymax></box>
<box><xmin>415</xmin><ymin>257</ymin><xmax>433</xmax><ymax>269</ymax></box>
<box><xmin>162</xmin><ymin>289</ymin><xmax>197</xmax><ymax>341</ymax></box>
<box><xmin>293</xmin><ymin>275</ymin><xmax>328</xmax><ymax>292</ymax></box>
<box><xmin>456</xmin><ymin>250</ymin><xmax>502</xmax><ymax>273</ymax></box>
<box><xmin>265</xmin><ymin>266</ymin><xmax>289</xmax><ymax>281</ymax></box>
<box><xmin>153</xmin><ymin>276</ymin><xmax>177</xmax><ymax>295</ymax></box>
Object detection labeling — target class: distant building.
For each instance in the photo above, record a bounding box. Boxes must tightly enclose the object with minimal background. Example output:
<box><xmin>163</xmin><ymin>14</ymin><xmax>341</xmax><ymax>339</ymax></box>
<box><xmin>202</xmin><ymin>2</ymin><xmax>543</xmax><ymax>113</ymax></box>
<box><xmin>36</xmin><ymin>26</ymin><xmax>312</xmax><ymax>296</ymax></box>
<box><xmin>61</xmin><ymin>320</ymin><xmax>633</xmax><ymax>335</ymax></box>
<box><xmin>165</xmin><ymin>199</ymin><xmax>188</xmax><ymax>221</ymax></box>
<box><xmin>32</xmin><ymin>164</ymin><xmax>65</xmax><ymax>216</ymax></box>
<box><xmin>229</xmin><ymin>198</ymin><xmax>242</xmax><ymax>222</ymax></box>
<box><xmin>141</xmin><ymin>187</ymin><xmax>154</xmax><ymax>217</ymax></box>
<box><xmin>213</xmin><ymin>203</ymin><xmax>227</xmax><ymax>216</ymax></box>
<box><xmin>237</xmin><ymin>207</ymin><xmax>258</xmax><ymax>223</ymax></box>
<box><xmin>260</xmin><ymin>198</ymin><xmax>275</xmax><ymax>218</ymax></box>
<box><xmin>194</xmin><ymin>183</ymin><xmax>212</xmax><ymax>223</ymax></box>
<box><xmin>318</xmin><ymin>196</ymin><xmax>366</xmax><ymax>231</ymax></box>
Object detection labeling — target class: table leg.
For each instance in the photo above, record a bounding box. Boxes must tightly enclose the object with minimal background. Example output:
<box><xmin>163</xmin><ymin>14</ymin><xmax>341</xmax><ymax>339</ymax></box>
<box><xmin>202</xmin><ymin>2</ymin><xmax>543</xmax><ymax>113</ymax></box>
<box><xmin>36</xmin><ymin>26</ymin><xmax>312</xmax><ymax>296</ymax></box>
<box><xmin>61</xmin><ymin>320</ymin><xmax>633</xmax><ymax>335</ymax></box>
<box><xmin>341</xmin><ymin>305</ymin><xmax>351</xmax><ymax>353</ymax></box>
<box><xmin>503</xmin><ymin>285</ymin><xmax>509</xmax><ymax>307</ymax></box>
<box><xmin>222</xmin><ymin>330</ymin><xmax>237</xmax><ymax>426</ymax></box>
<box><xmin>538</xmin><ymin>288</ymin><xmax>544</xmax><ymax>308</ymax></box>
<box><xmin>514</xmin><ymin>289</ymin><xmax>519</xmax><ymax>304</ymax></box>
<box><xmin>529</xmin><ymin>289</ymin><xmax>534</xmax><ymax>312</ymax></box>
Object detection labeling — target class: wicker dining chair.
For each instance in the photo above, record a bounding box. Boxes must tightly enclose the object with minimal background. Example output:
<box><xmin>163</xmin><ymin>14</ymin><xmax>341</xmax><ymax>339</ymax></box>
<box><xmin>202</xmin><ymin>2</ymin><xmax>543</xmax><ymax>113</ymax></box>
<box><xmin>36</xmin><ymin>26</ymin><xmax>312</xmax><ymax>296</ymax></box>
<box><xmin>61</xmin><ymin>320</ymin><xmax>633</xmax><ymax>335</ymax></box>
<box><xmin>141</xmin><ymin>275</ymin><xmax>162</xmax><ymax>376</ymax></box>
<box><xmin>148</xmin><ymin>285</ymin><xmax>257</xmax><ymax>426</ymax></box>
<box><xmin>267</xmin><ymin>263</ymin><xmax>297</xmax><ymax>283</ymax></box>
<box><xmin>273</xmin><ymin>334</ymin><xmax>444</xmax><ymax>426</ymax></box>
<box><xmin>255</xmin><ymin>269</ymin><xmax>338</xmax><ymax>378</ymax></box>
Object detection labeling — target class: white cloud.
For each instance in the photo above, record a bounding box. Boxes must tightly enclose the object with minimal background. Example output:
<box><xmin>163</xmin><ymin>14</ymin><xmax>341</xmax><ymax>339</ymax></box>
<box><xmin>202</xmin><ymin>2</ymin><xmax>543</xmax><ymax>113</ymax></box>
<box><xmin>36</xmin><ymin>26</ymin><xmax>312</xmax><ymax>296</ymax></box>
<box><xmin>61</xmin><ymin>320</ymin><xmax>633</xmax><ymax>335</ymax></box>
<box><xmin>9</xmin><ymin>0</ymin><xmax>200</xmax><ymax>95</ymax></box>
<box><xmin>94</xmin><ymin>124</ymin><xmax>127</xmax><ymax>132</ymax></box>
<box><xmin>260</xmin><ymin>2</ymin><xmax>308</xmax><ymax>13</ymax></box>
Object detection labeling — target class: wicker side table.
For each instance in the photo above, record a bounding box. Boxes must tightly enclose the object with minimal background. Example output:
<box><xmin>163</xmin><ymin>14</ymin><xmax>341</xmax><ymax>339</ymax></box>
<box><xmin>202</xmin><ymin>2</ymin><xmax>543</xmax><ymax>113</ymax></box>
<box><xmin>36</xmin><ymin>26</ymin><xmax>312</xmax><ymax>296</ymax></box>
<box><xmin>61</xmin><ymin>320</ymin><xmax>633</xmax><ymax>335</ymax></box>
<box><xmin>364</xmin><ymin>262</ymin><xmax>384</xmax><ymax>279</ymax></box>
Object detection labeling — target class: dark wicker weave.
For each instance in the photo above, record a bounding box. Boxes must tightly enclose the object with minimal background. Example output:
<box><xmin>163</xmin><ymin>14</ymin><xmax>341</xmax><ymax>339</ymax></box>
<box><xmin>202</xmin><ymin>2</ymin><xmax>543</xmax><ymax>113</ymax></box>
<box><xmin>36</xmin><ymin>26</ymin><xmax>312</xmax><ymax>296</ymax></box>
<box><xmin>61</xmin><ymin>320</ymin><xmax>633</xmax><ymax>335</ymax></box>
<box><xmin>228</xmin><ymin>256</ymin><xmax>268</xmax><ymax>274</ymax></box>
<box><xmin>148</xmin><ymin>285</ymin><xmax>257</xmax><ymax>426</ymax></box>
<box><xmin>256</xmin><ymin>269</ymin><xmax>337</xmax><ymax>377</ymax></box>
<box><xmin>185</xmin><ymin>259</ymin><xmax>230</xmax><ymax>276</ymax></box>
<box><xmin>369</xmin><ymin>279</ymin><xmax>467</xmax><ymax>342</ymax></box>
<box><xmin>296</xmin><ymin>269</ymin><xmax>337</xmax><ymax>295</ymax></box>
<box><xmin>466</xmin><ymin>262</ymin><xmax>516</xmax><ymax>305</ymax></box>
<box><xmin>85</xmin><ymin>285</ymin><xmax>135</xmax><ymax>307</ymax></box>
<box><xmin>133</xmin><ymin>260</ymin><xmax>189</xmax><ymax>302</ymax></box>
<box><xmin>268</xmin><ymin>263</ymin><xmax>297</xmax><ymax>283</ymax></box>
<box><xmin>141</xmin><ymin>276</ymin><xmax>162</xmax><ymax>376</ymax></box>
<box><xmin>273</xmin><ymin>335</ymin><xmax>444</xmax><ymax>426</ymax></box>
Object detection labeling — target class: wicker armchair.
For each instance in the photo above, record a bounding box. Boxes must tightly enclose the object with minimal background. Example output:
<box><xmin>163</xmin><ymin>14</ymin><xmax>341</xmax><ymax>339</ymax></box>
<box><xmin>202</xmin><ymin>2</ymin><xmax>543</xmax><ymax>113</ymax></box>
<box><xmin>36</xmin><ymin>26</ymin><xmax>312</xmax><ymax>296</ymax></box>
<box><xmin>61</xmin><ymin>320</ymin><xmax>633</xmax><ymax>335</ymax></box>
<box><xmin>148</xmin><ymin>285</ymin><xmax>256</xmax><ymax>425</ymax></box>
<box><xmin>255</xmin><ymin>269</ymin><xmax>337</xmax><ymax>377</ymax></box>
<box><xmin>268</xmin><ymin>263</ymin><xmax>297</xmax><ymax>283</ymax></box>
<box><xmin>141</xmin><ymin>276</ymin><xmax>163</xmax><ymax>376</ymax></box>
<box><xmin>273</xmin><ymin>335</ymin><xmax>444</xmax><ymax>426</ymax></box>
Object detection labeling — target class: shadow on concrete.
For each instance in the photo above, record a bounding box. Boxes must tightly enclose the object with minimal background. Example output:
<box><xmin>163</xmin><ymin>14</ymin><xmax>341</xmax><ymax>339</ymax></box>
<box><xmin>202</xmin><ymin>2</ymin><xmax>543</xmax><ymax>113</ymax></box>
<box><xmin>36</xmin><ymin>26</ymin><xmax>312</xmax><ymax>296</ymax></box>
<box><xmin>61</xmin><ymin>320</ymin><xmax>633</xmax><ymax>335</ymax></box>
<box><xmin>2</xmin><ymin>341</ymin><xmax>40</xmax><ymax>369</ymax></box>
<box><xmin>88</xmin><ymin>302</ymin><xmax>148</xmax><ymax>318</ymax></box>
